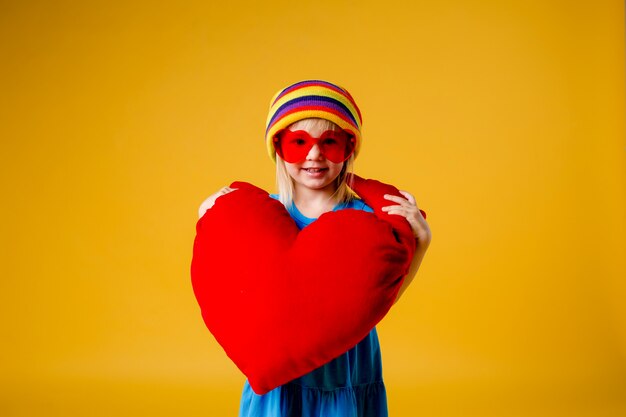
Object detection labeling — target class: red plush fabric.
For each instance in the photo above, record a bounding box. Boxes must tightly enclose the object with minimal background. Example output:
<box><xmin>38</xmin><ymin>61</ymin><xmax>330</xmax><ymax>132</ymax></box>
<box><xmin>190</xmin><ymin>174</ymin><xmax>417</xmax><ymax>395</ymax></box>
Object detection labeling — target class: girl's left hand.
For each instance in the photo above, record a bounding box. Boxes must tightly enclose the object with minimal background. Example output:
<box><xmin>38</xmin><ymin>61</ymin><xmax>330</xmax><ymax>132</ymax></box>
<box><xmin>382</xmin><ymin>191</ymin><xmax>432</xmax><ymax>247</ymax></box>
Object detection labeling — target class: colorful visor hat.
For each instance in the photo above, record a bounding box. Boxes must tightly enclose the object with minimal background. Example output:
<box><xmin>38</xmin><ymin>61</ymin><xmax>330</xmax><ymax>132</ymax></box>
<box><xmin>265</xmin><ymin>80</ymin><xmax>363</xmax><ymax>163</ymax></box>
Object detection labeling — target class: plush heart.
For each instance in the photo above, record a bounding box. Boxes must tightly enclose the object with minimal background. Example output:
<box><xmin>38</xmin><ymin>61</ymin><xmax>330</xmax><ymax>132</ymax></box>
<box><xmin>191</xmin><ymin>174</ymin><xmax>418</xmax><ymax>395</ymax></box>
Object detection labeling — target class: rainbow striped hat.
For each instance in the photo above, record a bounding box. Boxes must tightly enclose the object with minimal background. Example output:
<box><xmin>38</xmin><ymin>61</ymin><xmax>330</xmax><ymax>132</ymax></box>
<box><xmin>265</xmin><ymin>80</ymin><xmax>363</xmax><ymax>163</ymax></box>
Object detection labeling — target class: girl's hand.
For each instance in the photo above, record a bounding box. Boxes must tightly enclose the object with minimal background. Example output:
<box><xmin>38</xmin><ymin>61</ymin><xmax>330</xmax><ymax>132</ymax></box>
<box><xmin>382</xmin><ymin>191</ymin><xmax>432</xmax><ymax>247</ymax></box>
<box><xmin>198</xmin><ymin>186</ymin><xmax>238</xmax><ymax>218</ymax></box>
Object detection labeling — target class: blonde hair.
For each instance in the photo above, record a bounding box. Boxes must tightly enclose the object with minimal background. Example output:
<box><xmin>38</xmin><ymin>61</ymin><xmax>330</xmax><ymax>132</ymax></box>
<box><xmin>274</xmin><ymin>118</ymin><xmax>357</xmax><ymax>209</ymax></box>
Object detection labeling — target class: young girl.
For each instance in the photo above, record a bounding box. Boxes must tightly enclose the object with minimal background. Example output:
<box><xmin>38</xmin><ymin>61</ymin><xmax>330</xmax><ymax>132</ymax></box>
<box><xmin>198</xmin><ymin>80</ymin><xmax>431</xmax><ymax>417</ymax></box>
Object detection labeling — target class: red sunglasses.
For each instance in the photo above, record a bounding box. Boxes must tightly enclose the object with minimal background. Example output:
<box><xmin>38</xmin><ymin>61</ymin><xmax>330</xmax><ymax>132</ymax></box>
<box><xmin>273</xmin><ymin>129</ymin><xmax>356</xmax><ymax>164</ymax></box>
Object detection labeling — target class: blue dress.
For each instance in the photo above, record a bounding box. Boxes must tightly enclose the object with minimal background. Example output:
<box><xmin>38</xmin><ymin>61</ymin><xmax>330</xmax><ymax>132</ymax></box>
<box><xmin>238</xmin><ymin>195</ymin><xmax>388</xmax><ymax>417</ymax></box>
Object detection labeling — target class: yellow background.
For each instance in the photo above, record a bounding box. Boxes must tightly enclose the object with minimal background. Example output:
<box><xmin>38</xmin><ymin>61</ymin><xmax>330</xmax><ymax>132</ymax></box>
<box><xmin>1</xmin><ymin>1</ymin><xmax>625</xmax><ymax>416</ymax></box>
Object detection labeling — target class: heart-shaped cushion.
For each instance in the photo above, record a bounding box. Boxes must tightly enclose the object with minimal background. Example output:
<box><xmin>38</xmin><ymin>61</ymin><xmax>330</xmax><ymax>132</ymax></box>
<box><xmin>191</xmin><ymin>174</ymin><xmax>418</xmax><ymax>394</ymax></box>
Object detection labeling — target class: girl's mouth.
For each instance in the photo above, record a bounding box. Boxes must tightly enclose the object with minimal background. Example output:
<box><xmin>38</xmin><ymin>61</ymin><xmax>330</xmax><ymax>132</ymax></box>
<box><xmin>302</xmin><ymin>168</ymin><xmax>328</xmax><ymax>177</ymax></box>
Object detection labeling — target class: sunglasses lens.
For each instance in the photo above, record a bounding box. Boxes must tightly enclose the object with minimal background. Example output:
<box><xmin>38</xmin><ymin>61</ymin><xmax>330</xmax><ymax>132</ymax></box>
<box><xmin>274</xmin><ymin>131</ymin><xmax>311</xmax><ymax>163</ymax></box>
<box><xmin>322</xmin><ymin>133</ymin><xmax>355</xmax><ymax>163</ymax></box>
<box><xmin>274</xmin><ymin>130</ymin><xmax>356</xmax><ymax>163</ymax></box>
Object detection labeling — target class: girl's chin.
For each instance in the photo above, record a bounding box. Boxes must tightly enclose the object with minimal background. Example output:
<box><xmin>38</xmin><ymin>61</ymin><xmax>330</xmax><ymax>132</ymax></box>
<box><xmin>294</xmin><ymin>175</ymin><xmax>338</xmax><ymax>190</ymax></box>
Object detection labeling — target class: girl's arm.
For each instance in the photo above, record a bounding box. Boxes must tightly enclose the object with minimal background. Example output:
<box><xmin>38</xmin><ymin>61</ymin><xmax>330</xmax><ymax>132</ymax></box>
<box><xmin>394</xmin><ymin>238</ymin><xmax>430</xmax><ymax>304</ymax></box>
<box><xmin>198</xmin><ymin>186</ymin><xmax>238</xmax><ymax>218</ymax></box>
<box><xmin>381</xmin><ymin>190</ymin><xmax>432</xmax><ymax>304</ymax></box>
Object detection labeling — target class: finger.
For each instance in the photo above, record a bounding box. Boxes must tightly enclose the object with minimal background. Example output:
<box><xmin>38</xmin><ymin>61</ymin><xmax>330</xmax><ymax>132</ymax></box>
<box><xmin>219</xmin><ymin>187</ymin><xmax>238</xmax><ymax>197</ymax></box>
<box><xmin>381</xmin><ymin>204</ymin><xmax>408</xmax><ymax>211</ymax></box>
<box><xmin>398</xmin><ymin>190</ymin><xmax>417</xmax><ymax>205</ymax></box>
<box><xmin>384</xmin><ymin>210</ymin><xmax>409</xmax><ymax>218</ymax></box>
<box><xmin>383</xmin><ymin>194</ymin><xmax>409</xmax><ymax>205</ymax></box>
<box><xmin>198</xmin><ymin>203</ymin><xmax>210</xmax><ymax>218</ymax></box>
<box><xmin>382</xmin><ymin>207</ymin><xmax>407</xmax><ymax>216</ymax></box>
<box><xmin>383</xmin><ymin>206</ymin><xmax>423</xmax><ymax>224</ymax></box>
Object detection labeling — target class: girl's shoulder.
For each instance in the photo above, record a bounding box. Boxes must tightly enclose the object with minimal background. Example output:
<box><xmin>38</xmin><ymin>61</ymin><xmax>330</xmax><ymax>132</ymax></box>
<box><xmin>339</xmin><ymin>197</ymin><xmax>374</xmax><ymax>213</ymax></box>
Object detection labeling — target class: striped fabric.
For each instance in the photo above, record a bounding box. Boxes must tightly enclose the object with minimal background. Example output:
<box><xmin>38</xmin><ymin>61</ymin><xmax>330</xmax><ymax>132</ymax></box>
<box><xmin>265</xmin><ymin>80</ymin><xmax>363</xmax><ymax>162</ymax></box>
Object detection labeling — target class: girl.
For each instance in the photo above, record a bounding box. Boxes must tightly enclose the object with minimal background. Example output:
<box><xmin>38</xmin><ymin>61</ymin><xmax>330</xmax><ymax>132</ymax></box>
<box><xmin>198</xmin><ymin>80</ymin><xmax>431</xmax><ymax>417</ymax></box>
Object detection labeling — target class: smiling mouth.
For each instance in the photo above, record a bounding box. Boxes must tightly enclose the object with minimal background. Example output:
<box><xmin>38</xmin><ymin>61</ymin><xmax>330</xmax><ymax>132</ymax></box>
<box><xmin>302</xmin><ymin>168</ymin><xmax>328</xmax><ymax>173</ymax></box>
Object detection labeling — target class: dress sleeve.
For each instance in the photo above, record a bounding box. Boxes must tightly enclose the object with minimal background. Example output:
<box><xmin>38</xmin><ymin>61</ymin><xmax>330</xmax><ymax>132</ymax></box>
<box><xmin>353</xmin><ymin>198</ymin><xmax>375</xmax><ymax>213</ymax></box>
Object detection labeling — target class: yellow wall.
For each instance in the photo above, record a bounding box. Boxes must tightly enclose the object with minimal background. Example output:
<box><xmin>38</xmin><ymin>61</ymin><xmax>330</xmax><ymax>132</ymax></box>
<box><xmin>1</xmin><ymin>1</ymin><xmax>625</xmax><ymax>416</ymax></box>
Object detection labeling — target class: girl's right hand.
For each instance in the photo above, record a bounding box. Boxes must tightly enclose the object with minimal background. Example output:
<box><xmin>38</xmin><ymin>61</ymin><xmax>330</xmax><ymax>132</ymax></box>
<box><xmin>198</xmin><ymin>186</ymin><xmax>238</xmax><ymax>218</ymax></box>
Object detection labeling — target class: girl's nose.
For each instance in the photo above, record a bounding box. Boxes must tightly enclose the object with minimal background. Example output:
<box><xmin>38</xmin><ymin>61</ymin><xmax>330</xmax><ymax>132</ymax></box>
<box><xmin>306</xmin><ymin>143</ymin><xmax>323</xmax><ymax>160</ymax></box>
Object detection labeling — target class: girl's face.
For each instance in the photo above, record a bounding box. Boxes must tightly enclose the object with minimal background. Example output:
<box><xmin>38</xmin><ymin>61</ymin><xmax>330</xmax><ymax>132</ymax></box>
<box><xmin>282</xmin><ymin>119</ymin><xmax>345</xmax><ymax>193</ymax></box>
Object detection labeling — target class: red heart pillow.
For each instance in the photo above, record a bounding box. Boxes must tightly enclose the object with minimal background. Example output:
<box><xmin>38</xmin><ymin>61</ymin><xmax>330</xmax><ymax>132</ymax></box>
<box><xmin>191</xmin><ymin>174</ymin><xmax>417</xmax><ymax>394</ymax></box>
